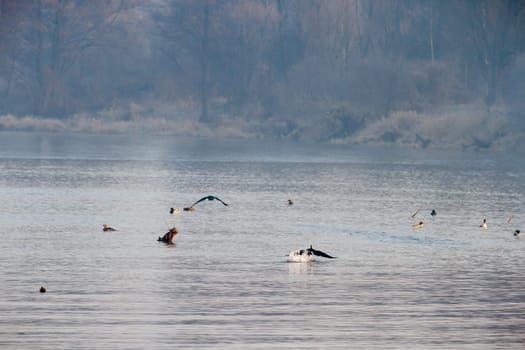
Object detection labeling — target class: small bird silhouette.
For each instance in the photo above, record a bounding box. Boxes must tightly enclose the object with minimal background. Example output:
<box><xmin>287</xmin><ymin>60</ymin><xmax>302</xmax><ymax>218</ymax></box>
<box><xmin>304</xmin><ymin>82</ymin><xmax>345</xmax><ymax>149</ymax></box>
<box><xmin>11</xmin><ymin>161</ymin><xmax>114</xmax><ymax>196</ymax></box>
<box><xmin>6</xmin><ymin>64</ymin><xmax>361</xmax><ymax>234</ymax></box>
<box><xmin>184</xmin><ymin>195</ymin><xmax>228</xmax><ymax>211</ymax></box>
<box><xmin>288</xmin><ymin>199</ymin><xmax>294</xmax><ymax>205</ymax></box>
<box><xmin>102</xmin><ymin>224</ymin><xmax>116</xmax><ymax>232</ymax></box>
<box><xmin>40</xmin><ymin>286</ymin><xmax>46</xmax><ymax>293</ymax></box>
<box><xmin>514</xmin><ymin>229</ymin><xmax>520</xmax><ymax>238</ymax></box>
<box><xmin>306</xmin><ymin>245</ymin><xmax>335</xmax><ymax>258</ymax></box>
<box><xmin>169</xmin><ymin>207</ymin><xmax>180</xmax><ymax>214</ymax></box>
<box><xmin>430</xmin><ymin>209</ymin><xmax>437</xmax><ymax>216</ymax></box>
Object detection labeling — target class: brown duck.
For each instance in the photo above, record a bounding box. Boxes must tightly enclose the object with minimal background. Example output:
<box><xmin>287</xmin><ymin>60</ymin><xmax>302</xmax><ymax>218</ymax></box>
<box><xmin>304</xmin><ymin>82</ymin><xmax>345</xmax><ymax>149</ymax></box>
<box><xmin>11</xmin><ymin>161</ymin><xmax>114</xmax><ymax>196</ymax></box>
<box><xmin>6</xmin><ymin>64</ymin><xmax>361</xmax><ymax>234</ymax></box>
<box><xmin>158</xmin><ymin>226</ymin><xmax>178</xmax><ymax>244</ymax></box>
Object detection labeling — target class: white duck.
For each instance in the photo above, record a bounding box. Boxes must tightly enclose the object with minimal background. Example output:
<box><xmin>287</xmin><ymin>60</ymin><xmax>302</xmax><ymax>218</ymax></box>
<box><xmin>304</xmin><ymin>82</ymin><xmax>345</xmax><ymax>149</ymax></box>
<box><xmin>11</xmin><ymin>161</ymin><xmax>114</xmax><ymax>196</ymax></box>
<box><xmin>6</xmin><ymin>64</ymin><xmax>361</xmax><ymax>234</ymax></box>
<box><xmin>480</xmin><ymin>219</ymin><xmax>487</xmax><ymax>230</ymax></box>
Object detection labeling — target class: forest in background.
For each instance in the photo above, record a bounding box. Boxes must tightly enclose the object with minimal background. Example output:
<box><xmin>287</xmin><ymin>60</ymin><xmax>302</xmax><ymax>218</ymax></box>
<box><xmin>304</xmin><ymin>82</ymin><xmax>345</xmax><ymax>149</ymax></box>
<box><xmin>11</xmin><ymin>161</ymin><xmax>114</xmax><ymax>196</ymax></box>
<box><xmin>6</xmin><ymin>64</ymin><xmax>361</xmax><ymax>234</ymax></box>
<box><xmin>1</xmin><ymin>0</ymin><xmax>524</xmax><ymax>151</ymax></box>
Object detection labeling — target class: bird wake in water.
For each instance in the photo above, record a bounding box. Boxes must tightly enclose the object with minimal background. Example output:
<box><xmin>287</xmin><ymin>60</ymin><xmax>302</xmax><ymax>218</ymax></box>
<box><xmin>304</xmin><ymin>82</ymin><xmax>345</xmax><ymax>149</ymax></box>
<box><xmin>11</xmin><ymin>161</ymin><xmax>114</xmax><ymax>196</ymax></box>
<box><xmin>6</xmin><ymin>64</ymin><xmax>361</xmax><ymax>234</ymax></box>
<box><xmin>287</xmin><ymin>245</ymin><xmax>336</xmax><ymax>263</ymax></box>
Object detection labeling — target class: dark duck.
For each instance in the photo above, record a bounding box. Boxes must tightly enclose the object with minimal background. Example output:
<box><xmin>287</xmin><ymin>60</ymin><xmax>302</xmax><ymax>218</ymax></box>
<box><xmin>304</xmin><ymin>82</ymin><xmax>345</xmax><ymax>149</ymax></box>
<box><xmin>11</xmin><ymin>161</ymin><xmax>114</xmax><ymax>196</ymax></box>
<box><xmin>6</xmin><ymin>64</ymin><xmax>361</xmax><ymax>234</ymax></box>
<box><xmin>287</xmin><ymin>245</ymin><xmax>336</xmax><ymax>262</ymax></box>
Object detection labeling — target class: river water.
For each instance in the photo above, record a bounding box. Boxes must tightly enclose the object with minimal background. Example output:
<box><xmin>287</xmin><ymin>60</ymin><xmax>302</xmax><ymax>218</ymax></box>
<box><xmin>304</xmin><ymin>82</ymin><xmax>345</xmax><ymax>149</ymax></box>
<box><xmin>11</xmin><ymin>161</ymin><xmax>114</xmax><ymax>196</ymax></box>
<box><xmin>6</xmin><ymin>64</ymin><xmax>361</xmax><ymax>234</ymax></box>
<box><xmin>0</xmin><ymin>132</ymin><xmax>524</xmax><ymax>349</ymax></box>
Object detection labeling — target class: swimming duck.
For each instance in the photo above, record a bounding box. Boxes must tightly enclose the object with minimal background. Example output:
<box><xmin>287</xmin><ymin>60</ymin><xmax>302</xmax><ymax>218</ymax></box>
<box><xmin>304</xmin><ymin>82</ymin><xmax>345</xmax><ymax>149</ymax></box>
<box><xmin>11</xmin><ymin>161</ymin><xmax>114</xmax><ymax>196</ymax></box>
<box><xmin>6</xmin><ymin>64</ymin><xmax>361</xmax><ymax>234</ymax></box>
<box><xmin>158</xmin><ymin>226</ymin><xmax>178</xmax><ymax>244</ymax></box>
<box><xmin>480</xmin><ymin>219</ymin><xmax>487</xmax><ymax>230</ymax></box>
<box><xmin>430</xmin><ymin>209</ymin><xmax>437</xmax><ymax>216</ymax></box>
<box><xmin>514</xmin><ymin>229</ymin><xmax>520</xmax><ymax>238</ymax></box>
<box><xmin>287</xmin><ymin>245</ymin><xmax>336</xmax><ymax>263</ymax></box>
<box><xmin>169</xmin><ymin>207</ymin><xmax>180</xmax><ymax>214</ymax></box>
<box><xmin>184</xmin><ymin>195</ymin><xmax>228</xmax><ymax>211</ymax></box>
<box><xmin>102</xmin><ymin>224</ymin><xmax>116</xmax><ymax>232</ymax></box>
<box><xmin>413</xmin><ymin>221</ymin><xmax>425</xmax><ymax>228</ymax></box>
<box><xmin>288</xmin><ymin>199</ymin><xmax>293</xmax><ymax>205</ymax></box>
<box><xmin>40</xmin><ymin>286</ymin><xmax>46</xmax><ymax>293</ymax></box>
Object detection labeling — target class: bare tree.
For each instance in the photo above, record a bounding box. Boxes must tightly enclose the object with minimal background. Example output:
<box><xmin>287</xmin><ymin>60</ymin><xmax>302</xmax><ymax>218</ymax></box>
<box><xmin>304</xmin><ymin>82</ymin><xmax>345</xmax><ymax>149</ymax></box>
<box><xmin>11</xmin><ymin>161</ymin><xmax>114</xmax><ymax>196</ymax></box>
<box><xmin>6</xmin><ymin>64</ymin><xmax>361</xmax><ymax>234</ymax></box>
<box><xmin>156</xmin><ymin>0</ymin><xmax>227</xmax><ymax>123</ymax></box>
<box><xmin>464</xmin><ymin>0</ymin><xmax>525</xmax><ymax>109</ymax></box>
<box><xmin>1</xmin><ymin>0</ymin><xmax>127</xmax><ymax>116</ymax></box>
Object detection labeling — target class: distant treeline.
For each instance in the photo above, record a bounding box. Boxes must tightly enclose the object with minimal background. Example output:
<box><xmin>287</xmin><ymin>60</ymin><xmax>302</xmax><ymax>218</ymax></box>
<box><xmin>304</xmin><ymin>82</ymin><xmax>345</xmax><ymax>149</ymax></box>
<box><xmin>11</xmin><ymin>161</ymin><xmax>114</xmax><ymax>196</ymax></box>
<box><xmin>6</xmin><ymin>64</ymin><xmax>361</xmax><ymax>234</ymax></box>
<box><xmin>1</xmin><ymin>0</ymin><xmax>524</xmax><ymax>150</ymax></box>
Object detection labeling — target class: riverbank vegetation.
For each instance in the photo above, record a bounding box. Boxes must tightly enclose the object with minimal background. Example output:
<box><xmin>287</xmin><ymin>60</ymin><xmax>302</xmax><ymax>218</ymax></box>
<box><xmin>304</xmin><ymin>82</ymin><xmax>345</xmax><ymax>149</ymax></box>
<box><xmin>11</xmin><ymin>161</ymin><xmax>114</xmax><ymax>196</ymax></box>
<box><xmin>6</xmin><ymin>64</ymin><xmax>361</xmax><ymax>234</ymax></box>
<box><xmin>1</xmin><ymin>0</ymin><xmax>524</xmax><ymax>151</ymax></box>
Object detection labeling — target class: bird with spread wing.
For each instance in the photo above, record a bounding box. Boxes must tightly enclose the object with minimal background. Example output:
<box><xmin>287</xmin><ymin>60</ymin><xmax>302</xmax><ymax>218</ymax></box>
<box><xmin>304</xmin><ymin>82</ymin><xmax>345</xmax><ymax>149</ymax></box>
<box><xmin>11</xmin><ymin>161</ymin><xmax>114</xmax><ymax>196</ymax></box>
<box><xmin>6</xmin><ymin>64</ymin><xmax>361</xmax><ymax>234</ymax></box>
<box><xmin>184</xmin><ymin>195</ymin><xmax>229</xmax><ymax>211</ymax></box>
<box><xmin>287</xmin><ymin>245</ymin><xmax>336</xmax><ymax>262</ymax></box>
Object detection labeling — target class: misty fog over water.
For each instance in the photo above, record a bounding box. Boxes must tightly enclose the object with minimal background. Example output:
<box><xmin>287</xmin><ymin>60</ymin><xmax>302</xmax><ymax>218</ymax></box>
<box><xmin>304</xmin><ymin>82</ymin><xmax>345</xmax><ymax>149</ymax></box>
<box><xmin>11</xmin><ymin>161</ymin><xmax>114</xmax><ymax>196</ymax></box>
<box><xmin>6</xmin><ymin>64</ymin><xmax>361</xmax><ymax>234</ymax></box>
<box><xmin>1</xmin><ymin>1</ymin><xmax>524</xmax><ymax>151</ymax></box>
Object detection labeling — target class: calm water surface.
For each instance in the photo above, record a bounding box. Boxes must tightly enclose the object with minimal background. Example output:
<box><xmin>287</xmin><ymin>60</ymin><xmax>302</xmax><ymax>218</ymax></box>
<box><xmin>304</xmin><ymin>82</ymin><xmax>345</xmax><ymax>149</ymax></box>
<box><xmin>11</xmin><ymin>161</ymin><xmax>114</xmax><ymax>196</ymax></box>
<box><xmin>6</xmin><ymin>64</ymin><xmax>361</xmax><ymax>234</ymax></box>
<box><xmin>1</xmin><ymin>132</ymin><xmax>524</xmax><ymax>349</ymax></box>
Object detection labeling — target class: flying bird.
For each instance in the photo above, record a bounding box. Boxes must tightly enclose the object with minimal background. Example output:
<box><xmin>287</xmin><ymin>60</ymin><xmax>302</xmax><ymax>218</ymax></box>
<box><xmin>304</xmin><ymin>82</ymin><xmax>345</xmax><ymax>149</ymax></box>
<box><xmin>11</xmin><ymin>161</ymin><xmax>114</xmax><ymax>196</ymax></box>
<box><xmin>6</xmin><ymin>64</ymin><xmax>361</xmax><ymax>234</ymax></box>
<box><xmin>287</xmin><ymin>245</ymin><xmax>336</xmax><ymax>263</ymax></box>
<box><xmin>102</xmin><ymin>224</ymin><xmax>116</xmax><ymax>232</ymax></box>
<box><xmin>184</xmin><ymin>195</ymin><xmax>228</xmax><ymax>211</ymax></box>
